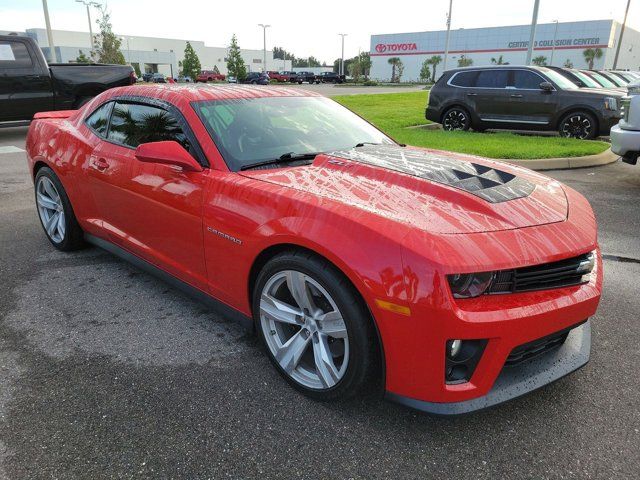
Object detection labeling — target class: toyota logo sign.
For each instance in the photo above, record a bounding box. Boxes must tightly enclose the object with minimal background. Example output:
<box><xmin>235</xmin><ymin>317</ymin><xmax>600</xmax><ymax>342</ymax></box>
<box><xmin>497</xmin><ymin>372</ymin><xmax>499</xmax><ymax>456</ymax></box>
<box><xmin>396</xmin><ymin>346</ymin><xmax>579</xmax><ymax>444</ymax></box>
<box><xmin>374</xmin><ymin>43</ymin><xmax>418</xmax><ymax>53</ymax></box>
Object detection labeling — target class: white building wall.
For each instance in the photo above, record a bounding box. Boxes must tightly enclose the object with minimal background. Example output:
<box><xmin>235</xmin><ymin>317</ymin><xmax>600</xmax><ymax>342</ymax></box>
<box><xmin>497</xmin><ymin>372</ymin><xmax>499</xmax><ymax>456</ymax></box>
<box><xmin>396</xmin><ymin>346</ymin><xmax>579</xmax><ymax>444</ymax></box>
<box><xmin>369</xmin><ymin>20</ymin><xmax>637</xmax><ymax>82</ymax></box>
<box><xmin>22</xmin><ymin>28</ymin><xmax>290</xmax><ymax>77</ymax></box>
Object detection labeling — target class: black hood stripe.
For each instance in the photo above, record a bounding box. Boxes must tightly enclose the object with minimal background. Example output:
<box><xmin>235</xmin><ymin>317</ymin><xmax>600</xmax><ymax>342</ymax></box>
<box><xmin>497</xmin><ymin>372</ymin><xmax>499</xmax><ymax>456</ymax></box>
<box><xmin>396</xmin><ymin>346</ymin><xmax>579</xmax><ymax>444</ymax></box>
<box><xmin>329</xmin><ymin>145</ymin><xmax>535</xmax><ymax>203</ymax></box>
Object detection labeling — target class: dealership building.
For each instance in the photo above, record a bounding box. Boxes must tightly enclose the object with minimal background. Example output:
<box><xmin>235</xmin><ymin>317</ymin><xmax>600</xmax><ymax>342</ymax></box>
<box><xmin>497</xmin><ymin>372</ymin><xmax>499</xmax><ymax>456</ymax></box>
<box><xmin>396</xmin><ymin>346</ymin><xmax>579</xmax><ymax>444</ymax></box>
<box><xmin>370</xmin><ymin>20</ymin><xmax>640</xmax><ymax>82</ymax></box>
<box><xmin>0</xmin><ymin>28</ymin><xmax>292</xmax><ymax>77</ymax></box>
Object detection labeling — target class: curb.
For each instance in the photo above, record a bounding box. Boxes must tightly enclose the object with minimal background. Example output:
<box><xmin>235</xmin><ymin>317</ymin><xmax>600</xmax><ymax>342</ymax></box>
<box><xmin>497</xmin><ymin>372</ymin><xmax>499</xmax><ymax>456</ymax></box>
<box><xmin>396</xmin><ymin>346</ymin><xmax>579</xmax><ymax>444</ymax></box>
<box><xmin>501</xmin><ymin>148</ymin><xmax>619</xmax><ymax>170</ymax></box>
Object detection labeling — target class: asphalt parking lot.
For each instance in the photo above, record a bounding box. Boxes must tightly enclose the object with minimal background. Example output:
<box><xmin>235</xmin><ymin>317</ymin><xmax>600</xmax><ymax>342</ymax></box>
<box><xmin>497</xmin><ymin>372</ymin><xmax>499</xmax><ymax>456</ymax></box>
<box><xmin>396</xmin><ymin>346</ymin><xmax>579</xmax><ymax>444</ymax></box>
<box><xmin>1</xmin><ymin>124</ymin><xmax>639</xmax><ymax>479</ymax></box>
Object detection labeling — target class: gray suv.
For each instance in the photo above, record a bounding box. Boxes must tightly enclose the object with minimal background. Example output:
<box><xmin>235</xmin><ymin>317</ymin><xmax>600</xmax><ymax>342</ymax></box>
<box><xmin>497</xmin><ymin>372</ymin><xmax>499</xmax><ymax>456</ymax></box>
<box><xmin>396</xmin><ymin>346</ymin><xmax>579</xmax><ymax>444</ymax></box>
<box><xmin>426</xmin><ymin>66</ymin><xmax>624</xmax><ymax>139</ymax></box>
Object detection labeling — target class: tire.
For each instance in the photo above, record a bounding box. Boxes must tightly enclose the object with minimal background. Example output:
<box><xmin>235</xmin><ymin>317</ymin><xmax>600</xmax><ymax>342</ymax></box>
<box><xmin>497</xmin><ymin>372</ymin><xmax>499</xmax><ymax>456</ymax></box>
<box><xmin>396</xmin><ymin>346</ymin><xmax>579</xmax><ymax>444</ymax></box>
<box><xmin>34</xmin><ymin>167</ymin><xmax>85</xmax><ymax>251</ymax></box>
<box><xmin>251</xmin><ymin>80</ymin><xmax>257</xmax><ymax>85</ymax></box>
<box><xmin>442</xmin><ymin>107</ymin><xmax>471</xmax><ymax>131</ymax></box>
<box><xmin>253</xmin><ymin>250</ymin><xmax>377</xmax><ymax>401</ymax></box>
<box><xmin>558</xmin><ymin>111</ymin><xmax>597</xmax><ymax>139</ymax></box>
<box><xmin>298</xmin><ymin>81</ymin><xmax>303</xmax><ymax>85</ymax></box>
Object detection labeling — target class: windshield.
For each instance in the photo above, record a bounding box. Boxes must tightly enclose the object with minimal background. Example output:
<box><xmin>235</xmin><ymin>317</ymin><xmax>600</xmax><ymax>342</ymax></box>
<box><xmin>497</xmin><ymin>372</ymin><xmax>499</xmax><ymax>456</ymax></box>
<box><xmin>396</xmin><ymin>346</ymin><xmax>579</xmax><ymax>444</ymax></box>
<box><xmin>571</xmin><ymin>70</ymin><xmax>601</xmax><ymax>88</ymax></box>
<box><xmin>195</xmin><ymin>96</ymin><xmax>393</xmax><ymax>171</ymax></box>
<box><xmin>539</xmin><ymin>68</ymin><xmax>579</xmax><ymax>90</ymax></box>
<box><xmin>601</xmin><ymin>72</ymin><xmax>627</xmax><ymax>86</ymax></box>
<box><xmin>584</xmin><ymin>71</ymin><xmax>617</xmax><ymax>89</ymax></box>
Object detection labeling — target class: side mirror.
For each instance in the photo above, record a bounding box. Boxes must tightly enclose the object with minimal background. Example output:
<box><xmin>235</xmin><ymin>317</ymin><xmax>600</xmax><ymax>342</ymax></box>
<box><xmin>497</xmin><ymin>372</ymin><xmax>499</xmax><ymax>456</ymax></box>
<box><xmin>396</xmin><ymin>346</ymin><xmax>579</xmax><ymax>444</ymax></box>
<box><xmin>540</xmin><ymin>81</ymin><xmax>554</xmax><ymax>92</ymax></box>
<box><xmin>134</xmin><ymin>141</ymin><xmax>203</xmax><ymax>172</ymax></box>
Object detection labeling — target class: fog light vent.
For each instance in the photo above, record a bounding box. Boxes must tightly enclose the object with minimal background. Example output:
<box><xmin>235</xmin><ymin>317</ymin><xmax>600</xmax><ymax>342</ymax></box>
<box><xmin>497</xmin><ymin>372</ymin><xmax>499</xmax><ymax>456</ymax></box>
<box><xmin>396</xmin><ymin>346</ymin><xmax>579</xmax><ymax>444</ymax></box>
<box><xmin>445</xmin><ymin>339</ymin><xmax>488</xmax><ymax>384</ymax></box>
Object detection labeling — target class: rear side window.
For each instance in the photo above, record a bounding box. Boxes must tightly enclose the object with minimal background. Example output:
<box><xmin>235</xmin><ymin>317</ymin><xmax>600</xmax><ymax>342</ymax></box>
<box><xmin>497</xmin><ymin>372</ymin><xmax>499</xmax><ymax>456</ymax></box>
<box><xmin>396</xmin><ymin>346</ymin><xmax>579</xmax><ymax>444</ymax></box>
<box><xmin>0</xmin><ymin>41</ymin><xmax>33</xmax><ymax>68</ymax></box>
<box><xmin>512</xmin><ymin>70</ymin><xmax>543</xmax><ymax>89</ymax></box>
<box><xmin>107</xmin><ymin>102</ymin><xmax>189</xmax><ymax>149</ymax></box>
<box><xmin>476</xmin><ymin>70</ymin><xmax>509</xmax><ymax>88</ymax></box>
<box><xmin>85</xmin><ymin>102</ymin><xmax>113</xmax><ymax>137</ymax></box>
<box><xmin>449</xmin><ymin>71</ymin><xmax>477</xmax><ymax>87</ymax></box>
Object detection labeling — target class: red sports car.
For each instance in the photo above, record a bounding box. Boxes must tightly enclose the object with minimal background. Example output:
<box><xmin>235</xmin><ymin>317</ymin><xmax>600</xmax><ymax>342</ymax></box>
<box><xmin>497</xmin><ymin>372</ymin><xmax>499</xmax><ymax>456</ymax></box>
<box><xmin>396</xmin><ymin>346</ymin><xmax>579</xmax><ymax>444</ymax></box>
<box><xmin>26</xmin><ymin>84</ymin><xmax>602</xmax><ymax>414</ymax></box>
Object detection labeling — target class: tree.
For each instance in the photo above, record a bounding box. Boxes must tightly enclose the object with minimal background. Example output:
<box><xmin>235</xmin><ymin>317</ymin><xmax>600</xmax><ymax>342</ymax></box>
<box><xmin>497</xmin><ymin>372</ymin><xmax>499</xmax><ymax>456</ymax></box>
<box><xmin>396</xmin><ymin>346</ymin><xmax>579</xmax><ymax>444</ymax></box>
<box><xmin>75</xmin><ymin>50</ymin><xmax>90</xmax><ymax>63</ymax></box>
<box><xmin>226</xmin><ymin>34</ymin><xmax>247</xmax><ymax>81</ymax></box>
<box><xmin>388</xmin><ymin>57</ymin><xmax>402</xmax><ymax>82</ymax></box>
<box><xmin>426</xmin><ymin>55</ymin><xmax>442</xmax><ymax>82</ymax></box>
<box><xmin>273</xmin><ymin>46</ymin><xmax>296</xmax><ymax>61</ymax></box>
<box><xmin>491</xmin><ymin>55</ymin><xmax>506</xmax><ymax>65</ymax></box>
<box><xmin>92</xmin><ymin>5</ymin><xmax>125</xmax><ymax>64</ymax></box>
<box><xmin>564</xmin><ymin>59</ymin><xmax>574</xmax><ymax>68</ymax></box>
<box><xmin>349</xmin><ymin>59</ymin><xmax>362</xmax><ymax>83</ymax></box>
<box><xmin>583</xmin><ymin>48</ymin><xmax>603</xmax><ymax>69</ymax></box>
<box><xmin>419</xmin><ymin>59</ymin><xmax>431</xmax><ymax>82</ymax></box>
<box><xmin>358</xmin><ymin>52</ymin><xmax>371</xmax><ymax>80</ymax></box>
<box><xmin>181</xmin><ymin>41</ymin><xmax>201</xmax><ymax>81</ymax></box>
<box><xmin>532</xmin><ymin>55</ymin><xmax>548</xmax><ymax>66</ymax></box>
<box><xmin>457</xmin><ymin>55</ymin><xmax>473</xmax><ymax>67</ymax></box>
<box><xmin>132</xmin><ymin>63</ymin><xmax>141</xmax><ymax>78</ymax></box>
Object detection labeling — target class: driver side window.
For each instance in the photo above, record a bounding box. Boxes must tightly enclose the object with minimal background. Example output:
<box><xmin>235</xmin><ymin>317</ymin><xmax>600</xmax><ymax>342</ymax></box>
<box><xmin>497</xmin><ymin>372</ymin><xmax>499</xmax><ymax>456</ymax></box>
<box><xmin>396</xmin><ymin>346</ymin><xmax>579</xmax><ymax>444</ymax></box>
<box><xmin>107</xmin><ymin>102</ymin><xmax>190</xmax><ymax>151</ymax></box>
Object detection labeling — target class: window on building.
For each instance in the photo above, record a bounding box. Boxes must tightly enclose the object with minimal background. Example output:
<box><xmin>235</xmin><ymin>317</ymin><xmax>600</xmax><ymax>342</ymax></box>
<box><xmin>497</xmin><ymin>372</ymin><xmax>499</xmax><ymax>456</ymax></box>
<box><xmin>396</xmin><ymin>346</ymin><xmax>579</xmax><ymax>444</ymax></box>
<box><xmin>107</xmin><ymin>102</ymin><xmax>189</xmax><ymax>150</ymax></box>
<box><xmin>253</xmin><ymin>59</ymin><xmax>262</xmax><ymax>64</ymax></box>
<box><xmin>475</xmin><ymin>70</ymin><xmax>509</xmax><ymax>88</ymax></box>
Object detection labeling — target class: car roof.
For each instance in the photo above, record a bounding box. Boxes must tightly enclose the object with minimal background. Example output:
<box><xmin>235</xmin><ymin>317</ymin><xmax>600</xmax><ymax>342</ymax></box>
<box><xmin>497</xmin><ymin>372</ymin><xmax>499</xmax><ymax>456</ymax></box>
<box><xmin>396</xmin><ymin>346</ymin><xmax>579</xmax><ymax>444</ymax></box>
<box><xmin>104</xmin><ymin>84</ymin><xmax>321</xmax><ymax>103</ymax></box>
<box><xmin>444</xmin><ymin>65</ymin><xmax>544</xmax><ymax>75</ymax></box>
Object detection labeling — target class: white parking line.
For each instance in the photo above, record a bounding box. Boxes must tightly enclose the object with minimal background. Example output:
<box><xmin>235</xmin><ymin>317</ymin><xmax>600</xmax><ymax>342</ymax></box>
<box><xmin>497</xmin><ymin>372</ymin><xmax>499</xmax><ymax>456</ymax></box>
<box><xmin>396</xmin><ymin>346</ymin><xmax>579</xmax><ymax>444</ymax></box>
<box><xmin>0</xmin><ymin>146</ymin><xmax>25</xmax><ymax>154</ymax></box>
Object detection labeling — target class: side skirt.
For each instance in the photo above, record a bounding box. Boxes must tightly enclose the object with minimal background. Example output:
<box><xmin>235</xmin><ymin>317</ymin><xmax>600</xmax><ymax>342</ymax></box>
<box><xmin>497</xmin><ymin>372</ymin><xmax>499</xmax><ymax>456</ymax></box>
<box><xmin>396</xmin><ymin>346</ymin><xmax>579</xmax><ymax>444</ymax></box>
<box><xmin>84</xmin><ymin>233</ymin><xmax>253</xmax><ymax>331</ymax></box>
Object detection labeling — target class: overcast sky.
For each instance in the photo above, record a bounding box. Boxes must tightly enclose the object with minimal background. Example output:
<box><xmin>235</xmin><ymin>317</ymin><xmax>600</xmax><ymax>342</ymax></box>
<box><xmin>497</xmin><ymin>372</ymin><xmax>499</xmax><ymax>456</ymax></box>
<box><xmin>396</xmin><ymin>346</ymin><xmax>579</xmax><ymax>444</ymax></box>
<box><xmin>1</xmin><ymin>0</ymin><xmax>637</xmax><ymax>63</ymax></box>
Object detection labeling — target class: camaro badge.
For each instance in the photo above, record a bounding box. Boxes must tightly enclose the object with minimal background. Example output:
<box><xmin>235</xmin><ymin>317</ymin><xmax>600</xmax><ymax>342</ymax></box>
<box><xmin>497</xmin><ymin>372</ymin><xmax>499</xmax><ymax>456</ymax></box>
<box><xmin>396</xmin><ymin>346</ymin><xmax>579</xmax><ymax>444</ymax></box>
<box><xmin>207</xmin><ymin>227</ymin><xmax>243</xmax><ymax>245</ymax></box>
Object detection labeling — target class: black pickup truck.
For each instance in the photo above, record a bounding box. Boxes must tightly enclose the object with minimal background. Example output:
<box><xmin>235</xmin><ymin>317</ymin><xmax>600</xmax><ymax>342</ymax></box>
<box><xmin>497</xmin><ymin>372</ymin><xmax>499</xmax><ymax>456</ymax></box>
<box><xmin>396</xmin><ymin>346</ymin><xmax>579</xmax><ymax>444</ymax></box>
<box><xmin>1</xmin><ymin>34</ymin><xmax>135</xmax><ymax>123</ymax></box>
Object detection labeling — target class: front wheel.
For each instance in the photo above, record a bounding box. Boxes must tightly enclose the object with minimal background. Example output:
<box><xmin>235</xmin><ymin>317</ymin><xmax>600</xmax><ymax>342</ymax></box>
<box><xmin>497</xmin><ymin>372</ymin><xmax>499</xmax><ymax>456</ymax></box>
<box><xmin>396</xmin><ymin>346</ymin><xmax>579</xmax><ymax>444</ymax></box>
<box><xmin>559</xmin><ymin>111</ymin><xmax>597</xmax><ymax>139</ymax></box>
<box><xmin>442</xmin><ymin>107</ymin><xmax>471</xmax><ymax>131</ymax></box>
<box><xmin>34</xmin><ymin>167</ymin><xmax>85</xmax><ymax>251</ymax></box>
<box><xmin>254</xmin><ymin>251</ymin><xmax>377</xmax><ymax>401</ymax></box>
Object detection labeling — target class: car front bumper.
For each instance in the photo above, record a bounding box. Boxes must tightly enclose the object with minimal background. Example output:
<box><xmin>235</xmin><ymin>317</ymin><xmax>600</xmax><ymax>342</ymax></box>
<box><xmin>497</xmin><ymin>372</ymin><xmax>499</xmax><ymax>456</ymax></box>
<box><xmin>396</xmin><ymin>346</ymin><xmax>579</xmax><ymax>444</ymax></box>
<box><xmin>387</xmin><ymin>320</ymin><xmax>591</xmax><ymax>415</ymax></box>
<box><xmin>610</xmin><ymin>124</ymin><xmax>640</xmax><ymax>157</ymax></box>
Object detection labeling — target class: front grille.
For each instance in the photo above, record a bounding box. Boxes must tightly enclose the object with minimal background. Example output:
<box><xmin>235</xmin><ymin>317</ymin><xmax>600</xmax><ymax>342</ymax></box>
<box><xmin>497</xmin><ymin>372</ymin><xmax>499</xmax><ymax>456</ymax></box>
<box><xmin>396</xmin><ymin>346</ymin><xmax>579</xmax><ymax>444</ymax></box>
<box><xmin>505</xmin><ymin>321</ymin><xmax>584</xmax><ymax>367</ymax></box>
<box><xmin>488</xmin><ymin>252</ymin><xmax>594</xmax><ymax>294</ymax></box>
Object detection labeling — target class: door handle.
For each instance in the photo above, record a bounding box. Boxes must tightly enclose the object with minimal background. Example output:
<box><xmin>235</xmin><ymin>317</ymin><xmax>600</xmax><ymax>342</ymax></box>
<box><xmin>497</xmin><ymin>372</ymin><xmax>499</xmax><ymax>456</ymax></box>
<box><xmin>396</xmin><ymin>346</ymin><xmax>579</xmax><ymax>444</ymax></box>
<box><xmin>510</xmin><ymin>94</ymin><xmax>523</xmax><ymax>98</ymax></box>
<box><xmin>467</xmin><ymin>92</ymin><xmax>477</xmax><ymax>96</ymax></box>
<box><xmin>91</xmin><ymin>157</ymin><xmax>109</xmax><ymax>171</ymax></box>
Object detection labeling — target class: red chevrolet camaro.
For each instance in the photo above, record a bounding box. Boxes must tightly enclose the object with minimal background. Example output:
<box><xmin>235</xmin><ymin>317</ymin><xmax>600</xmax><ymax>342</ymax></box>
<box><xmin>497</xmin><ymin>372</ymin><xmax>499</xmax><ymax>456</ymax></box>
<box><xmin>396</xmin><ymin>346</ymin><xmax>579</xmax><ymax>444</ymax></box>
<box><xmin>26</xmin><ymin>84</ymin><xmax>602</xmax><ymax>414</ymax></box>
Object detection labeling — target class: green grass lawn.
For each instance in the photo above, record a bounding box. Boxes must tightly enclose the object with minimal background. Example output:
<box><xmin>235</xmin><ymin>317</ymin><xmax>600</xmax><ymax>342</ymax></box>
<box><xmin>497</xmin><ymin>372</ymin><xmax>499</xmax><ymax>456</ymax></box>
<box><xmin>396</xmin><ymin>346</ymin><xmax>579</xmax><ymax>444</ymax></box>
<box><xmin>333</xmin><ymin>92</ymin><xmax>610</xmax><ymax>159</ymax></box>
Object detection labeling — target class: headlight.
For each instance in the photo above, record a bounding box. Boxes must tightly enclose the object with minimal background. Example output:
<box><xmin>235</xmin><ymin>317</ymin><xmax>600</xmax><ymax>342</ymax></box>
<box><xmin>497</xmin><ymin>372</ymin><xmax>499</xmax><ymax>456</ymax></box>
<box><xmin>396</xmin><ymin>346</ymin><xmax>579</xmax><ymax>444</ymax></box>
<box><xmin>447</xmin><ymin>271</ymin><xmax>495</xmax><ymax>299</ymax></box>
<box><xmin>604</xmin><ymin>97</ymin><xmax>618</xmax><ymax>111</ymax></box>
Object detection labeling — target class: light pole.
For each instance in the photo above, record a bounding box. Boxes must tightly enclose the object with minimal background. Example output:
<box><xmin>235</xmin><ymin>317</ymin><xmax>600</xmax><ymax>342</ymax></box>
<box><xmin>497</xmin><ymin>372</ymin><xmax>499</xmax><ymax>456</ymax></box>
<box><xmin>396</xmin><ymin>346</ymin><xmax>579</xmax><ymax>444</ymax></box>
<box><xmin>258</xmin><ymin>24</ymin><xmax>270</xmax><ymax>72</ymax></box>
<box><xmin>41</xmin><ymin>0</ymin><xmax>56</xmax><ymax>62</ymax></box>
<box><xmin>613</xmin><ymin>0</ymin><xmax>632</xmax><ymax>69</ymax></box>
<box><xmin>338</xmin><ymin>33</ymin><xmax>347</xmax><ymax>76</ymax></box>
<box><xmin>442</xmin><ymin>0</ymin><xmax>453</xmax><ymax>72</ymax></box>
<box><xmin>76</xmin><ymin>0</ymin><xmax>101</xmax><ymax>52</ymax></box>
<box><xmin>550</xmin><ymin>20</ymin><xmax>559</xmax><ymax>66</ymax></box>
<box><xmin>525</xmin><ymin>0</ymin><xmax>541</xmax><ymax>65</ymax></box>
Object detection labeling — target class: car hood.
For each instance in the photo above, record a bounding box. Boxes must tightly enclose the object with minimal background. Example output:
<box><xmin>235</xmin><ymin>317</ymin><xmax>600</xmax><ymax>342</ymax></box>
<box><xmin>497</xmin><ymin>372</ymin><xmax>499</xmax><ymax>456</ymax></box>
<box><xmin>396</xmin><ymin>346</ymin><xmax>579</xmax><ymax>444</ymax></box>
<box><xmin>570</xmin><ymin>87</ymin><xmax>626</xmax><ymax>98</ymax></box>
<box><xmin>240</xmin><ymin>145</ymin><xmax>568</xmax><ymax>235</ymax></box>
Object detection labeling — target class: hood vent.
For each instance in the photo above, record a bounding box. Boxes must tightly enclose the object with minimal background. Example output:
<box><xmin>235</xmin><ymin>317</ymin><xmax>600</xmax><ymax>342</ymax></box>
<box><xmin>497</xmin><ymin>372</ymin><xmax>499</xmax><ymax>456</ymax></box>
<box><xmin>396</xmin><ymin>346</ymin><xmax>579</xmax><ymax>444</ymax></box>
<box><xmin>330</xmin><ymin>145</ymin><xmax>535</xmax><ymax>203</ymax></box>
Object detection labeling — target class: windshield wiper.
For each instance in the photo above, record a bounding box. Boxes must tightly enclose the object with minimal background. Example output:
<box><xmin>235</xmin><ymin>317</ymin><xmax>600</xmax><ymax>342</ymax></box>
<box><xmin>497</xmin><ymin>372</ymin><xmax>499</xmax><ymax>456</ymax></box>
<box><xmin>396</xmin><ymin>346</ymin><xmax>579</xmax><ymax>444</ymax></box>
<box><xmin>240</xmin><ymin>152</ymin><xmax>320</xmax><ymax>171</ymax></box>
<box><xmin>354</xmin><ymin>142</ymin><xmax>383</xmax><ymax>148</ymax></box>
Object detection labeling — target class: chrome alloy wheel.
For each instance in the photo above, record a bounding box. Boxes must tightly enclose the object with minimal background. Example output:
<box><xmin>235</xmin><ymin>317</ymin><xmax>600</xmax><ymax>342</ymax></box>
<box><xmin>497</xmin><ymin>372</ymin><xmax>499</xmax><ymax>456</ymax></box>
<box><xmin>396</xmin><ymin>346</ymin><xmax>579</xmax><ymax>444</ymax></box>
<box><xmin>259</xmin><ymin>270</ymin><xmax>349</xmax><ymax>390</ymax></box>
<box><xmin>36</xmin><ymin>176</ymin><xmax>65</xmax><ymax>244</ymax></box>
<box><xmin>443</xmin><ymin>109</ymin><xmax>468</xmax><ymax>131</ymax></box>
<box><xmin>561</xmin><ymin>114</ymin><xmax>593</xmax><ymax>139</ymax></box>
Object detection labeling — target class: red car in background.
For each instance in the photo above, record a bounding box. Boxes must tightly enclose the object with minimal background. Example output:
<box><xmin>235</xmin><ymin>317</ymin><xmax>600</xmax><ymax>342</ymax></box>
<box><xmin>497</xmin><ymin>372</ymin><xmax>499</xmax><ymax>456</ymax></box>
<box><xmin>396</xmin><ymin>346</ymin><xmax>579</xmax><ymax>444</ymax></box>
<box><xmin>25</xmin><ymin>84</ymin><xmax>601</xmax><ymax>414</ymax></box>
<box><xmin>196</xmin><ymin>70</ymin><xmax>226</xmax><ymax>82</ymax></box>
<box><xmin>267</xmin><ymin>71</ymin><xmax>291</xmax><ymax>82</ymax></box>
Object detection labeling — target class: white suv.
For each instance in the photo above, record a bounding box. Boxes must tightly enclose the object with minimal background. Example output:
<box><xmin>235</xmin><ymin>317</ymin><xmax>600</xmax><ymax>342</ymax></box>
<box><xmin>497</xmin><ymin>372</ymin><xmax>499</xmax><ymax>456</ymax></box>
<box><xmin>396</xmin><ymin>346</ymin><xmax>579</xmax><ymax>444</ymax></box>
<box><xmin>611</xmin><ymin>81</ymin><xmax>640</xmax><ymax>165</ymax></box>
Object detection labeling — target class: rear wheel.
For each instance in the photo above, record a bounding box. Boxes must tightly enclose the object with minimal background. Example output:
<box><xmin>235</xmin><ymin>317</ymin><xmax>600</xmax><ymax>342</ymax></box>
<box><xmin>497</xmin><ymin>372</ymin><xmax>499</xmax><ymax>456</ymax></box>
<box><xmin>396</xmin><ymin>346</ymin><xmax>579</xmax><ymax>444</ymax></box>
<box><xmin>559</xmin><ymin>111</ymin><xmax>597</xmax><ymax>139</ymax></box>
<box><xmin>442</xmin><ymin>107</ymin><xmax>471</xmax><ymax>131</ymax></box>
<box><xmin>34</xmin><ymin>167</ymin><xmax>84</xmax><ymax>251</ymax></box>
<box><xmin>253</xmin><ymin>251</ymin><xmax>377</xmax><ymax>401</ymax></box>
